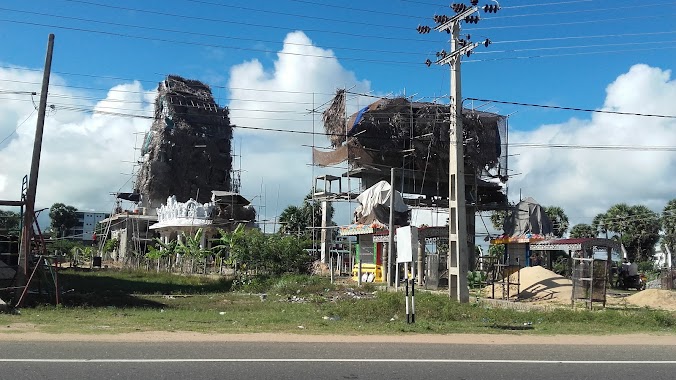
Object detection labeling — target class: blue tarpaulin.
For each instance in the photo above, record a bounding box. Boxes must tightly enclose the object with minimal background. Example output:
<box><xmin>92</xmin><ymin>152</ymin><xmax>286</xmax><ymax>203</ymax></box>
<box><xmin>348</xmin><ymin>106</ymin><xmax>370</xmax><ymax>135</ymax></box>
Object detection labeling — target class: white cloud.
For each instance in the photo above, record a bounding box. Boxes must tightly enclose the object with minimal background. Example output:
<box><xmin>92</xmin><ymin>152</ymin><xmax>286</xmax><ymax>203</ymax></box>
<box><xmin>228</xmin><ymin>31</ymin><xmax>372</xmax><ymax>225</ymax></box>
<box><xmin>0</xmin><ymin>66</ymin><xmax>154</xmax><ymax>214</ymax></box>
<box><xmin>507</xmin><ymin>64</ymin><xmax>676</xmax><ymax>228</ymax></box>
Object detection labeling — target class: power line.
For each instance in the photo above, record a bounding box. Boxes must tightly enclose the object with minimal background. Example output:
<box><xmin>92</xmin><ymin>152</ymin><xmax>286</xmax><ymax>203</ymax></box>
<box><xmin>468</xmin><ymin>12</ymin><xmax>676</xmax><ymax>31</ymax></box>
<box><xmin>6</xmin><ymin>17</ymin><xmax>676</xmax><ymax>68</ymax></box>
<box><xmin>3</xmin><ymin>95</ymin><xmax>675</xmax><ymax>154</ymax></box>
<box><xmin>464</xmin><ymin>97</ymin><xmax>676</xmax><ymax>118</ymax></box>
<box><xmin>6</xmin><ymin>6</ymin><xmax>676</xmax><ymax>57</ymax></box>
<box><xmin>399</xmin><ymin>0</ymin><xmax>595</xmax><ymax>8</ymax></box>
<box><xmin>491</xmin><ymin>1</ymin><xmax>676</xmax><ymax>20</ymax></box>
<box><xmin>179</xmin><ymin>0</ymin><xmax>419</xmax><ymax>30</ymax></box>
<box><xmin>475</xmin><ymin>39</ymin><xmax>676</xmax><ymax>55</ymax></box>
<box><xmin>509</xmin><ymin>143</ymin><xmax>676</xmax><ymax>152</ymax></box>
<box><xmin>14</xmin><ymin>6</ymin><xmax>676</xmax><ymax>60</ymax></box>
<box><xmin>465</xmin><ymin>44</ymin><xmax>676</xmax><ymax>62</ymax></box>
<box><xmin>0</xmin><ymin>19</ymin><xmax>424</xmax><ymax>66</ymax></box>
<box><xmin>286</xmin><ymin>0</ymin><xmax>423</xmax><ymax>19</ymax></box>
<box><xmin>58</xmin><ymin>0</ymin><xmax>429</xmax><ymax>41</ymax></box>
<box><xmin>0</xmin><ymin>73</ymin><xmax>342</xmax><ymax>97</ymax></box>
<box><xmin>0</xmin><ymin>109</ymin><xmax>36</xmax><ymax>147</ymax></box>
<box><xmin>492</xmin><ymin>30</ymin><xmax>676</xmax><ymax>45</ymax></box>
<box><xmin>501</xmin><ymin>0</ymin><xmax>595</xmax><ymax>9</ymax></box>
<box><xmin>0</xmin><ymin>7</ymin><xmax>431</xmax><ymax>57</ymax></box>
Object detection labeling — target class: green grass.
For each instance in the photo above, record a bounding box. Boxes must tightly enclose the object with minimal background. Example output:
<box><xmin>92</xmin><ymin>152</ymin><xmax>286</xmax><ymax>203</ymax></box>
<box><xmin>0</xmin><ymin>269</ymin><xmax>674</xmax><ymax>335</ymax></box>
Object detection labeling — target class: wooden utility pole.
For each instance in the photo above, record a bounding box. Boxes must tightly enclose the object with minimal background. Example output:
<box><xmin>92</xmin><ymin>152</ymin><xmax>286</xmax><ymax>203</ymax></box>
<box><xmin>20</xmin><ymin>34</ymin><xmax>55</xmax><ymax>275</ymax></box>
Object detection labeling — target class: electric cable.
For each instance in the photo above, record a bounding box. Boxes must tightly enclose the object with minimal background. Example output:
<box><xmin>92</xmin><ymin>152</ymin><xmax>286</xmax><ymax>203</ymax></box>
<box><xmin>0</xmin><ymin>109</ymin><xmax>36</xmax><ymax>147</ymax></box>
<box><xmin>465</xmin><ymin>97</ymin><xmax>676</xmax><ymax>119</ymax></box>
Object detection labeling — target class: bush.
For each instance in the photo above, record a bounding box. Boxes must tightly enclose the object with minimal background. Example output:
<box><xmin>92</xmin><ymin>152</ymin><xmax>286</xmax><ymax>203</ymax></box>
<box><xmin>467</xmin><ymin>271</ymin><xmax>486</xmax><ymax>288</ymax></box>
<box><xmin>552</xmin><ymin>256</ymin><xmax>569</xmax><ymax>276</ymax></box>
<box><xmin>103</xmin><ymin>238</ymin><xmax>119</xmax><ymax>254</ymax></box>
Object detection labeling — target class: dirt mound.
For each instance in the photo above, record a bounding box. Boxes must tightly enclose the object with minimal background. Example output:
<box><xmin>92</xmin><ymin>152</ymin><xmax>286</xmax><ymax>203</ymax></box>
<box><xmin>483</xmin><ymin>266</ymin><xmax>572</xmax><ymax>302</ymax></box>
<box><xmin>626</xmin><ymin>289</ymin><xmax>676</xmax><ymax>311</ymax></box>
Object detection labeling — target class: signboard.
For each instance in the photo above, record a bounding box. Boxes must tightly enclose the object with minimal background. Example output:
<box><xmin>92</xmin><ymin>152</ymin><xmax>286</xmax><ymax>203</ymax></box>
<box><xmin>396</xmin><ymin>225</ymin><xmax>418</xmax><ymax>263</ymax></box>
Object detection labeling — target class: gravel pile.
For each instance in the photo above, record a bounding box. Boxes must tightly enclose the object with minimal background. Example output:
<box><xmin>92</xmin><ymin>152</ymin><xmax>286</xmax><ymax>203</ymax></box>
<box><xmin>645</xmin><ymin>279</ymin><xmax>661</xmax><ymax>289</ymax></box>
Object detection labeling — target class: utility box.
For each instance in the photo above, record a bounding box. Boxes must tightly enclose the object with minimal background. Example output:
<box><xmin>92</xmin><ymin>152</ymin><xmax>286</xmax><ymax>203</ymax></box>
<box><xmin>396</xmin><ymin>226</ymin><xmax>418</xmax><ymax>264</ymax></box>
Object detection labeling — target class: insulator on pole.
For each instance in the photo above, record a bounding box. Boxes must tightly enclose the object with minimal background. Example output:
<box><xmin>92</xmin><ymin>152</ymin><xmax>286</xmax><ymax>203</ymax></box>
<box><xmin>451</xmin><ymin>3</ymin><xmax>467</xmax><ymax>13</ymax></box>
<box><xmin>483</xmin><ymin>4</ymin><xmax>500</xmax><ymax>13</ymax></box>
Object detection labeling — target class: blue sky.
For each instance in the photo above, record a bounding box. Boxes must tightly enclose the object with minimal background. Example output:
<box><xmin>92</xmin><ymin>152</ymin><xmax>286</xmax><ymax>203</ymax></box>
<box><xmin>1</xmin><ymin>0</ymin><xmax>676</xmax><ymax>235</ymax></box>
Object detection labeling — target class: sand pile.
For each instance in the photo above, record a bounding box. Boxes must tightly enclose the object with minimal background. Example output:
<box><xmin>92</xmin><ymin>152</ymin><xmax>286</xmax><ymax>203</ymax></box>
<box><xmin>483</xmin><ymin>266</ymin><xmax>572</xmax><ymax>302</ymax></box>
<box><xmin>626</xmin><ymin>289</ymin><xmax>676</xmax><ymax>311</ymax></box>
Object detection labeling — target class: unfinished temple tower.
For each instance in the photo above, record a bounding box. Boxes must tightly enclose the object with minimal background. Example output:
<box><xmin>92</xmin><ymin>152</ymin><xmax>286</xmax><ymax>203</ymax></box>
<box><xmin>316</xmin><ymin>90</ymin><xmax>509</xmax><ymax>286</ymax></box>
<box><xmin>135</xmin><ymin>76</ymin><xmax>234</xmax><ymax>209</ymax></box>
<box><xmin>317</xmin><ymin>90</ymin><xmax>508</xmax><ymax>209</ymax></box>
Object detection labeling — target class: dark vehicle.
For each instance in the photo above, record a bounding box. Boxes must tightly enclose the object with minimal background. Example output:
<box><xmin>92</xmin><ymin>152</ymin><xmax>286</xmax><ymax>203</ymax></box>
<box><xmin>617</xmin><ymin>273</ymin><xmax>647</xmax><ymax>291</ymax></box>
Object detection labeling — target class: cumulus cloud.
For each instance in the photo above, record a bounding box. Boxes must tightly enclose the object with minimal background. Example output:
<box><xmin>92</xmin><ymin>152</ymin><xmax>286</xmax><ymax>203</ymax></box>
<box><xmin>0</xmin><ymin>66</ymin><xmax>154</xmax><ymax>213</ymax></box>
<box><xmin>227</xmin><ymin>31</ymin><xmax>372</xmax><ymax>224</ymax></box>
<box><xmin>507</xmin><ymin>64</ymin><xmax>676</xmax><ymax>227</ymax></box>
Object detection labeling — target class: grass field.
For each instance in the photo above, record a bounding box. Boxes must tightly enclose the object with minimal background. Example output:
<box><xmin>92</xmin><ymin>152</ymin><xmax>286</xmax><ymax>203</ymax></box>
<box><xmin>0</xmin><ymin>269</ymin><xmax>674</xmax><ymax>335</ymax></box>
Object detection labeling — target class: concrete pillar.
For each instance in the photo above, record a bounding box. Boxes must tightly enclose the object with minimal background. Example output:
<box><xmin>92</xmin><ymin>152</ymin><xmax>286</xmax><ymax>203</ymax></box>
<box><xmin>200</xmin><ymin>231</ymin><xmax>207</xmax><ymax>249</ymax></box>
<box><xmin>417</xmin><ymin>240</ymin><xmax>424</xmax><ymax>286</ymax></box>
<box><xmin>320</xmin><ymin>200</ymin><xmax>331</xmax><ymax>264</ymax></box>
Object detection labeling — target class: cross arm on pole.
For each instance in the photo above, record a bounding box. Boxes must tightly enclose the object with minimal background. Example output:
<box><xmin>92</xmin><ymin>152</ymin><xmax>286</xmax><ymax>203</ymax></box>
<box><xmin>434</xmin><ymin>6</ymin><xmax>478</xmax><ymax>33</ymax></box>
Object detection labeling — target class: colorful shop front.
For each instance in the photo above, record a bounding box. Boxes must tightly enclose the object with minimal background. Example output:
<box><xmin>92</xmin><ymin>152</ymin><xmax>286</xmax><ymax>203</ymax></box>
<box><xmin>489</xmin><ymin>233</ymin><xmax>549</xmax><ymax>268</ymax></box>
<box><xmin>339</xmin><ymin>223</ymin><xmax>388</xmax><ymax>282</ymax></box>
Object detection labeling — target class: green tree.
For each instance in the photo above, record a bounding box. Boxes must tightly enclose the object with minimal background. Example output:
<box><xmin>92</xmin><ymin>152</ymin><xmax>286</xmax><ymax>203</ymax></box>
<box><xmin>544</xmin><ymin>206</ymin><xmax>569</xmax><ymax>238</ymax></box>
<box><xmin>279</xmin><ymin>205</ymin><xmax>305</xmax><ymax>236</ymax></box>
<box><xmin>489</xmin><ymin>210</ymin><xmax>508</xmax><ymax>231</ymax></box>
<box><xmin>488</xmin><ymin>243</ymin><xmax>505</xmax><ymax>258</ymax></box>
<box><xmin>595</xmin><ymin>203</ymin><xmax>660</xmax><ymax>262</ymax></box>
<box><xmin>218</xmin><ymin>225</ymin><xmax>311</xmax><ymax>276</ymax></box>
<box><xmin>0</xmin><ymin>210</ymin><xmax>21</xmax><ymax>234</ymax></box>
<box><xmin>49</xmin><ymin>203</ymin><xmax>78</xmax><ymax>237</ymax></box>
<box><xmin>591</xmin><ymin>213</ymin><xmax>608</xmax><ymax>237</ymax></box>
<box><xmin>278</xmin><ymin>192</ymin><xmax>334</xmax><ymax>238</ymax></box>
<box><xmin>569</xmin><ymin>223</ymin><xmax>597</xmax><ymax>239</ymax></box>
<box><xmin>662</xmin><ymin>199</ymin><xmax>676</xmax><ymax>255</ymax></box>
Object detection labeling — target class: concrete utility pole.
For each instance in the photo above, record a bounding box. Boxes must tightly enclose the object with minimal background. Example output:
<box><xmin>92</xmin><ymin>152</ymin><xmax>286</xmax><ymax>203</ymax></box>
<box><xmin>418</xmin><ymin>2</ymin><xmax>497</xmax><ymax>302</ymax></box>
<box><xmin>385</xmin><ymin>167</ymin><xmax>395</xmax><ymax>287</ymax></box>
<box><xmin>320</xmin><ymin>200</ymin><xmax>331</xmax><ymax>264</ymax></box>
<box><xmin>20</xmin><ymin>33</ymin><xmax>55</xmax><ymax>275</ymax></box>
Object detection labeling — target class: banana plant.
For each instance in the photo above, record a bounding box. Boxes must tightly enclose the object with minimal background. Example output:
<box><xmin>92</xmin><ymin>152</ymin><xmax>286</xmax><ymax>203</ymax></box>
<box><xmin>175</xmin><ymin>228</ymin><xmax>212</xmax><ymax>273</ymax></box>
<box><xmin>213</xmin><ymin>224</ymin><xmax>245</xmax><ymax>264</ymax></box>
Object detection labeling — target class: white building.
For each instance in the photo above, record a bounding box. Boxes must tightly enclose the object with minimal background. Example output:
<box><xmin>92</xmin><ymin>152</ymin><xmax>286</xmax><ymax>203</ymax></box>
<box><xmin>69</xmin><ymin>211</ymin><xmax>109</xmax><ymax>243</ymax></box>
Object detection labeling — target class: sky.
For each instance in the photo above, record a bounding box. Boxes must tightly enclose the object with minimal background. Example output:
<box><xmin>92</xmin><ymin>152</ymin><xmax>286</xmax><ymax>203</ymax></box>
<box><xmin>0</xmin><ymin>0</ymin><xmax>675</xmax><ymax>238</ymax></box>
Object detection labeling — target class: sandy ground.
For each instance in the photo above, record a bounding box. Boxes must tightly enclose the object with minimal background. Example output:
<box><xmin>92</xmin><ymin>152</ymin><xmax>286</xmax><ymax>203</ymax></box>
<box><xmin>0</xmin><ymin>328</ymin><xmax>674</xmax><ymax>345</ymax></box>
<box><xmin>627</xmin><ymin>289</ymin><xmax>676</xmax><ymax>311</ymax></box>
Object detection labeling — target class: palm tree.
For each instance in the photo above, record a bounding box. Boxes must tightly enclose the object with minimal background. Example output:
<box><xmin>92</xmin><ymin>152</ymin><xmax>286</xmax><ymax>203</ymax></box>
<box><xmin>662</xmin><ymin>199</ymin><xmax>676</xmax><ymax>256</ymax></box>
<box><xmin>569</xmin><ymin>224</ymin><xmax>597</xmax><ymax>239</ymax></box>
<box><xmin>544</xmin><ymin>206</ymin><xmax>569</xmax><ymax>238</ymax></box>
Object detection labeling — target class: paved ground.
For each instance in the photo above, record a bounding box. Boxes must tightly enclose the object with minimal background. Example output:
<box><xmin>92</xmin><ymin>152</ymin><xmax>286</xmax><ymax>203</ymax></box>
<box><xmin>1</xmin><ymin>334</ymin><xmax>675</xmax><ymax>379</ymax></box>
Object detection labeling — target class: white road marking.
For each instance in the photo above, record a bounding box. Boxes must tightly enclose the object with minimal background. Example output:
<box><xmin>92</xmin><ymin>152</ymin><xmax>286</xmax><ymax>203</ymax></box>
<box><xmin>0</xmin><ymin>359</ymin><xmax>675</xmax><ymax>364</ymax></box>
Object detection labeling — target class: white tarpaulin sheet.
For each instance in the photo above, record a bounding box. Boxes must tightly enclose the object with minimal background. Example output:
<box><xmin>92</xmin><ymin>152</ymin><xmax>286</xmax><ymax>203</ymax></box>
<box><xmin>354</xmin><ymin>181</ymin><xmax>409</xmax><ymax>225</ymax></box>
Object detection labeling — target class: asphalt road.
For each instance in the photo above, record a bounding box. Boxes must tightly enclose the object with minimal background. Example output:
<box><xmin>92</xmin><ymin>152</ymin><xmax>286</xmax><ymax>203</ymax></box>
<box><xmin>1</xmin><ymin>341</ymin><xmax>675</xmax><ymax>379</ymax></box>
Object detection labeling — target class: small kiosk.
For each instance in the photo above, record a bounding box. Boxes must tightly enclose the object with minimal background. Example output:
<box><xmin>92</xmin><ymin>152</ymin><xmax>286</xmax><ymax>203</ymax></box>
<box><xmin>339</xmin><ymin>223</ymin><xmax>388</xmax><ymax>282</ymax></box>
